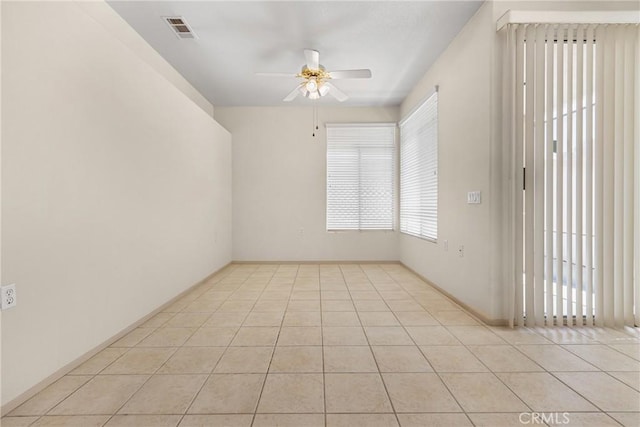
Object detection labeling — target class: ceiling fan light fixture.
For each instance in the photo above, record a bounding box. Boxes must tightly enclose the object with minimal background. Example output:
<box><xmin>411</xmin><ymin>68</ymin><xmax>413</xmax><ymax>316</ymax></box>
<box><xmin>318</xmin><ymin>84</ymin><xmax>330</xmax><ymax>97</ymax></box>
<box><xmin>306</xmin><ymin>78</ymin><xmax>318</xmax><ymax>92</ymax></box>
<box><xmin>306</xmin><ymin>91</ymin><xmax>320</xmax><ymax>100</ymax></box>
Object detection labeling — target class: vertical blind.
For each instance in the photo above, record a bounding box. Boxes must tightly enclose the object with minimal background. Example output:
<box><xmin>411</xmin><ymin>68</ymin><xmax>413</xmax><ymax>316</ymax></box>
<box><xmin>504</xmin><ymin>23</ymin><xmax>638</xmax><ymax>327</ymax></box>
<box><xmin>326</xmin><ymin>124</ymin><xmax>396</xmax><ymax>230</ymax></box>
<box><xmin>399</xmin><ymin>90</ymin><xmax>439</xmax><ymax>241</ymax></box>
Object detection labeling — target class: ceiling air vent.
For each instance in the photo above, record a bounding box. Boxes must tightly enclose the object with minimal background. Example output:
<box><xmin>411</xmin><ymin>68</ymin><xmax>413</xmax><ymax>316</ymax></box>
<box><xmin>164</xmin><ymin>16</ymin><xmax>196</xmax><ymax>39</ymax></box>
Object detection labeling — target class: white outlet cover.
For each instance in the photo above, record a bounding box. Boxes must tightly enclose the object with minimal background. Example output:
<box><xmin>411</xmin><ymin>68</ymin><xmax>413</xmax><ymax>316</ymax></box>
<box><xmin>1</xmin><ymin>283</ymin><xmax>17</xmax><ymax>310</ymax></box>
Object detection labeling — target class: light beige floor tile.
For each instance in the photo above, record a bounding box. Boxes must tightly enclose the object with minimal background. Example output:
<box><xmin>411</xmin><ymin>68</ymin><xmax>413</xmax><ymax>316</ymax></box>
<box><xmin>371</xmin><ymin>346</ymin><xmax>432</xmax><ymax>372</ymax></box>
<box><xmin>322</xmin><ymin>300</ymin><xmax>356</xmax><ymax>311</ymax></box>
<box><xmin>608</xmin><ymin>412</ymin><xmax>640</xmax><ymax>427</ymax></box>
<box><xmin>203</xmin><ymin>313</ymin><xmax>247</xmax><ymax>328</ymax></box>
<box><xmin>164</xmin><ymin>313</ymin><xmax>211</xmax><ymax>328</ymax></box>
<box><xmin>496</xmin><ymin>372</ymin><xmax>597</xmax><ymax>411</ymax></box>
<box><xmin>419</xmin><ymin>345</ymin><xmax>487</xmax><ymax>373</ymax></box>
<box><xmin>467</xmin><ymin>345</ymin><xmax>543</xmax><ymax>372</ymax></box>
<box><xmin>184</xmin><ymin>327</ymin><xmax>237</xmax><ymax>347</ymax></box>
<box><xmin>101</xmin><ymin>348</ymin><xmax>175</xmax><ymax>375</ymax></box>
<box><xmin>188</xmin><ymin>374</ymin><xmax>264</xmax><ymax>414</ymax></box>
<box><xmin>325</xmin><ymin>373</ymin><xmax>392</xmax><ymax>413</ymax></box>
<box><xmin>0</xmin><ymin>417</ymin><xmax>40</xmax><ymax>426</ymax></box>
<box><xmin>257</xmin><ymin>374</ymin><xmax>324</xmax><ymax>413</ymax></box>
<box><xmin>609</xmin><ymin>371</ymin><xmax>640</xmax><ymax>391</ymax></box>
<box><xmin>241</xmin><ymin>312</ymin><xmax>283</xmax><ymax>327</ymax></box>
<box><xmin>516</xmin><ymin>345</ymin><xmax>599</xmax><ymax>371</ymax></box>
<box><xmin>354</xmin><ymin>300</ymin><xmax>390</xmax><ymax>312</ymax></box>
<box><xmin>253</xmin><ymin>414</ymin><xmax>325</xmax><ymax>427</ymax></box>
<box><xmin>323</xmin><ymin>346</ymin><xmax>379</xmax><ymax>373</ymax></box>
<box><xmin>217</xmin><ymin>300</ymin><xmax>255</xmax><ymax>313</ymax></box>
<box><xmin>283</xmin><ymin>311</ymin><xmax>322</xmax><ymax>327</ymax></box>
<box><xmin>404</xmin><ymin>326</ymin><xmax>461</xmax><ymax>345</ymax></box>
<box><xmin>105</xmin><ymin>415</ymin><xmax>181</xmax><ymax>426</ymax></box>
<box><xmin>119</xmin><ymin>374</ymin><xmax>206</xmax><ymax>414</ymax></box>
<box><xmin>228</xmin><ymin>291</ymin><xmax>261</xmax><ymax>301</ymax></box>
<box><xmin>446</xmin><ymin>326</ymin><xmax>507</xmax><ymax>345</ymax></box>
<box><xmin>290</xmin><ymin>291</ymin><xmax>320</xmax><ymax>300</ymax></box>
<box><xmin>182</xmin><ymin>299</ymin><xmax>223</xmax><ymax>313</ymax></box>
<box><xmin>179</xmin><ymin>415</ymin><xmax>253</xmax><ymax>427</ymax></box>
<box><xmin>327</xmin><ymin>414</ymin><xmax>398</xmax><ymax>427</ymax></box>
<box><xmin>554</xmin><ymin>372</ymin><xmax>640</xmax><ymax>411</ymax></box>
<box><xmin>359</xmin><ymin>312</ymin><xmax>400</xmax><ymax>327</ymax></box>
<box><xmin>157</xmin><ymin>347</ymin><xmax>225</xmax><ymax>374</ymax></box>
<box><xmin>394</xmin><ymin>311</ymin><xmax>439</xmax><ymax>326</ymax></box>
<box><xmin>556</xmin><ymin>413</ymin><xmax>621</xmax><ymax>426</ymax></box>
<box><xmin>439</xmin><ymin>373</ymin><xmax>528</xmax><ymax>412</ymax></box>
<box><xmin>378</xmin><ymin>292</ymin><xmax>411</xmax><ymax>301</ymax></box>
<box><xmin>532</xmin><ymin>327</ymin><xmax>598</xmax><ymax>344</ymax></box>
<box><xmin>9</xmin><ymin>376</ymin><xmax>93</xmax><ymax>416</ymax></box>
<box><xmin>574</xmin><ymin>327</ymin><xmax>640</xmax><ymax>344</ymax></box>
<box><xmin>323</xmin><ymin>327</ymin><xmax>368</xmax><ymax>346</ymax></box>
<box><xmin>429</xmin><ymin>310</ymin><xmax>478</xmax><ymax>326</ymax></box>
<box><xmin>277</xmin><ymin>327</ymin><xmax>322</xmax><ymax>346</ymax></box>
<box><xmin>564</xmin><ymin>344</ymin><xmax>640</xmax><ymax>371</ymax></box>
<box><xmin>269</xmin><ymin>346</ymin><xmax>323</xmax><ymax>373</ymax></box>
<box><xmin>230</xmin><ymin>327</ymin><xmax>279</xmax><ymax>346</ymax></box>
<box><xmin>140</xmin><ymin>313</ymin><xmax>174</xmax><ymax>328</ymax></box>
<box><xmin>467</xmin><ymin>413</ymin><xmax>532</xmax><ymax>426</ymax></box>
<box><xmin>252</xmin><ymin>300</ymin><xmax>288</xmax><ymax>312</ymax></box>
<box><xmin>488</xmin><ymin>327</ymin><xmax>552</xmax><ymax>345</ymax></box>
<box><xmin>385</xmin><ymin>300</ymin><xmax>424</xmax><ymax>312</ymax></box>
<box><xmin>382</xmin><ymin>373</ymin><xmax>461</xmax><ymax>413</ymax></box>
<box><xmin>137</xmin><ymin>328</ymin><xmax>195</xmax><ymax>347</ymax></box>
<box><xmin>349</xmin><ymin>291</ymin><xmax>384</xmax><ymax>301</ymax></box>
<box><xmin>610</xmin><ymin>344</ymin><xmax>640</xmax><ymax>361</ymax></box>
<box><xmin>364</xmin><ymin>327</ymin><xmax>413</xmax><ymax>345</ymax></box>
<box><xmin>111</xmin><ymin>328</ymin><xmax>155</xmax><ymax>348</ymax></box>
<box><xmin>396</xmin><ymin>414</ymin><xmax>472</xmax><ymax>427</ymax></box>
<box><xmin>322</xmin><ymin>311</ymin><xmax>361</xmax><ymax>327</ymax></box>
<box><xmin>70</xmin><ymin>348</ymin><xmax>128</xmax><ymax>375</ymax></box>
<box><xmin>213</xmin><ymin>347</ymin><xmax>273</xmax><ymax>373</ymax></box>
<box><xmin>31</xmin><ymin>416</ymin><xmax>110</xmax><ymax>426</ymax></box>
<box><xmin>322</xmin><ymin>291</ymin><xmax>351</xmax><ymax>300</ymax></box>
<box><xmin>286</xmin><ymin>300</ymin><xmax>321</xmax><ymax>312</ymax></box>
<box><xmin>49</xmin><ymin>375</ymin><xmax>148</xmax><ymax>415</ymax></box>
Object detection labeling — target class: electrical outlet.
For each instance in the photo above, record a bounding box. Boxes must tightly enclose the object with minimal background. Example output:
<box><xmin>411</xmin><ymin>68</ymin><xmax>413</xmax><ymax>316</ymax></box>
<box><xmin>1</xmin><ymin>284</ymin><xmax>17</xmax><ymax>310</ymax></box>
<box><xmin>458</xmin><ymin>245</ymin><xmax>464</xmax><ymax>258</ymax></box>
<box><xmin>299</xmin><ymin>228</ymin><xmax>304</xmax><ymax>237</ymax></box>
<box><xmin>467</xmin><ymin>191</ymin><xmax>481</xmax><ymax>204</ymax></box>
<box><xmin>443</xmin><ymin>240</ymin><xmax>448</xmax><ymax>251</ymax></box>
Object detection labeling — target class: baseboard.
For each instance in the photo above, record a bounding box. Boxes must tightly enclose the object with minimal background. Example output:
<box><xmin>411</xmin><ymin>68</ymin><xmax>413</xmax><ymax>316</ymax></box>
<box><xmin>399</xmin><ymin>262</ymin><xmax>509</xmax><ymax>327</ymax></box>
<box><xmin>1</xmin><ymin>262</ymin><xmax>233</xmax><ymax>415</ymax></box>
<box><xmin>231</xmin><ymin>260</ymin><xmax>402</xmax><ymax>265</ymax></box>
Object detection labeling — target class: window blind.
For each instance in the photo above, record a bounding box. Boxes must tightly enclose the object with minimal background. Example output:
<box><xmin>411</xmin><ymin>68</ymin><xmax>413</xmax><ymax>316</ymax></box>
<box><xmin>326</xmin><ymin>124</ymin><xmax>396</xmax><ymax>230</ymax></box>
<box><xmin>399</xmin><ymin>91</ymin><xmax>439</xmax><ymax>241</ymax></box>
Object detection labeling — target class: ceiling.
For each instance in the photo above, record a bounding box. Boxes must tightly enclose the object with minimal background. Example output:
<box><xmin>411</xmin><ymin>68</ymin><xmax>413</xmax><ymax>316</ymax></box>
<box><xmin>108</xmin><ymin>1</ymin><xmax>483</xmax><ymax>107</ymax></box>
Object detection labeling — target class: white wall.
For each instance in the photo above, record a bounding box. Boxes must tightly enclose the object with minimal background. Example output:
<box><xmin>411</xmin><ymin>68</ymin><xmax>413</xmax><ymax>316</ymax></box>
<box><xmin>215</xmin><ymin>106</ymin><xmax>400</xmax><ymax>261</ymax></box>
<box><xmin>1</xmin><ymin>1</ymin><xmax>231</xmax><ymax>406</ymax></box>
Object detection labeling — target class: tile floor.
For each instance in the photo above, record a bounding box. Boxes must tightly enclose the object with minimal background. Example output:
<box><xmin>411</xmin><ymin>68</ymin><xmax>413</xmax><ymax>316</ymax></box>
<box><xmin>3</xmin><ymin>263</ymin><xmax>640</xmax><ymax>426</ymax></box>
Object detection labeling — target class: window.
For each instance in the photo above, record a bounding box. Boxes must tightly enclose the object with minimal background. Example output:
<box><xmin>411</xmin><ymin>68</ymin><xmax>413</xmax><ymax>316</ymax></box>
<box><xmin>400</xmin><ymin>90</ymin><xmax>438</xmax><ymax>241</ymax></box>
<box><xmin>326</xmin><ymin>124</ymin><xmax>396</xmax><ymax>230</ymax></box>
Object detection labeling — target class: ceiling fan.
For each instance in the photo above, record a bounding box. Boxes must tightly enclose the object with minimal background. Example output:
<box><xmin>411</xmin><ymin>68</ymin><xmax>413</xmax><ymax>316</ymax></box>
<box><xmin>256</xmin><ymin>49</ymin><xmax>372</xmax><ymax>102</ymax></box>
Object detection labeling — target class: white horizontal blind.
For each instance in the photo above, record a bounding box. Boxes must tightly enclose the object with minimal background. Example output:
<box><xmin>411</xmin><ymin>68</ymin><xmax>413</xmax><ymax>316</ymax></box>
<box><xmin>505</xmin><ymin>23</ymin><xmax>638</xmax><ymax>327</ymax></box>
<box><xmin>400</xmin><ymin>91</ymin><xmax>438</xmax><ymax>241</ymax></box>
<box><xmin>326</xmin><ymin>124</ymin><xmax>396</xmax><ymax>230</ymax></box>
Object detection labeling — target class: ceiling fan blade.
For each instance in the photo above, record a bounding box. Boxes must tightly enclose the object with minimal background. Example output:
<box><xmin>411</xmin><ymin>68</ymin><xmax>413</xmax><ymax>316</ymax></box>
<box><xmin>283</xmin><ymin>85</ymin><xmax>302</xmax><ymax>102</ymax></box>
<box><xmin>329</xmin><ymin>69</ymin><xmax>372</xmax><ymax>79</ymax></box>
<box><xmin>304</xmin><ymin>49</ymin><xmax>320</xmax><ymax>70</ymax></box>
<box><xmin>324</xmin><ymin>82</ymin><xmax>348</xmax><ymax>102</ymax></box>
<box><xmin>256</xmin><ymin>72</ymin><xmax>298</xmax><ymax>78</ymax></box>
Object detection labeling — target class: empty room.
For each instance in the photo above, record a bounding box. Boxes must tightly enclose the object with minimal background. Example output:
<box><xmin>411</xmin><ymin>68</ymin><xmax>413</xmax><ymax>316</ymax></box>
<box><xmin>1</xmin><ymin>0</ymin><xmax>639</xmax><ymax>426</ymax></box>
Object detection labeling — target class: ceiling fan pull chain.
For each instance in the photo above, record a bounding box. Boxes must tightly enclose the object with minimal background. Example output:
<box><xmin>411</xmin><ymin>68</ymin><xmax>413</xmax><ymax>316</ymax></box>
<box><xmin>312</xmin><ymin>105</ymin><xmax>316</xmax><ymax>137</ymax></box>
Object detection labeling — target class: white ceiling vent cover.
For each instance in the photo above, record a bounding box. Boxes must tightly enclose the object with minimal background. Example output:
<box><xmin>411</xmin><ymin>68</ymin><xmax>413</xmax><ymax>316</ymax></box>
<box><xmin>164</xmin><ymin>17</ymin><xmax>197</xmax><ymax>39</ymax></box>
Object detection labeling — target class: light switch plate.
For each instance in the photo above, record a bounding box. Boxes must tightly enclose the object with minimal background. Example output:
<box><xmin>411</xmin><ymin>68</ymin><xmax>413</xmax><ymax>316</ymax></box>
<box><xmin>467</xmin><ymin>191</ymin><xmax>481</xmax><ymax>204</ymax></box>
